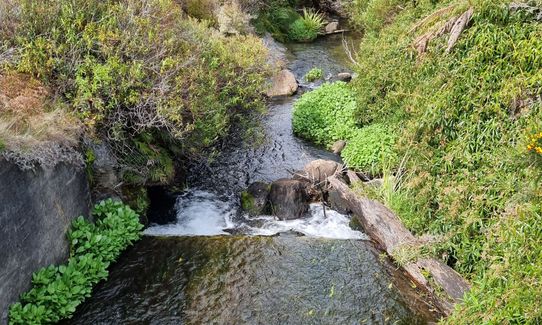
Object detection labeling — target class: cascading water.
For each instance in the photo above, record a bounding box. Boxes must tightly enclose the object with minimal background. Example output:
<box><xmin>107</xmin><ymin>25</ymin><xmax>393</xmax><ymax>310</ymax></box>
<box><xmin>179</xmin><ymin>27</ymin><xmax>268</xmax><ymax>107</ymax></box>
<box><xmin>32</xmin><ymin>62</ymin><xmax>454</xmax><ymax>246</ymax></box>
<box><xmin>65</xmin><ymin>34</ymin><xmax>442</xmax><ymax>325</ymax></box>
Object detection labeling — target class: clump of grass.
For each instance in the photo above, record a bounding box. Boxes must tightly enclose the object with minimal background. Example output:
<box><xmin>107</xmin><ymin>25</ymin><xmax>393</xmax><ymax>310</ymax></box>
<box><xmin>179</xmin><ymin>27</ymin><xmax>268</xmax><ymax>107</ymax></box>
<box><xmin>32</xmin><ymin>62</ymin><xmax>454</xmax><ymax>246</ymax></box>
<box><xmin>345</xmin><ymin>0</ymin><xmax>542</xmax><ymax>323</ymax></box>
<box><xmin>304</xmin><ymin>67</ymin><xmax>323</xmax><ymax>82</ymax></box>
<box><xmin>289</xmin><ymin>9</ymin><xmax>326</xmax><ymax>42</ymax></box>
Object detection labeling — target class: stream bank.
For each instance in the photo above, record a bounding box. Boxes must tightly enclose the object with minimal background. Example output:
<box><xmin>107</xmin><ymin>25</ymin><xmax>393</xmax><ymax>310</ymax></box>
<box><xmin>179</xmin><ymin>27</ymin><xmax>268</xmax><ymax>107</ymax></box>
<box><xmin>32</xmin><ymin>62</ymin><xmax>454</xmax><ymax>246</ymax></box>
<box><xmin>66</xmin><ymin>33</ymin><xmax>443</xmax><ymax>324</ymax></box>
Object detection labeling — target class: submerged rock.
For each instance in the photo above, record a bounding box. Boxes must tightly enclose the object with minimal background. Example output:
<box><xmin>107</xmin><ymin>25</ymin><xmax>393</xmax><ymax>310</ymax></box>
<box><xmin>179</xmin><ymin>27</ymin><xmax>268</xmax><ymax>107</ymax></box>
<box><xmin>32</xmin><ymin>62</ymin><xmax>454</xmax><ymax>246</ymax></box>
<box><xmin>269</xmin><ymin>179</ymin><xmax>309</xmax><ymax>220</ymax></box>
<box><xmin>241</xmin><ymin>182</ymin><xmax>270</xmax><ymax>216</ymax></box>
<box><xmin>266</xmin><ymin>69</ymin><xmax>298</xmax><ymax>98</ymax></box>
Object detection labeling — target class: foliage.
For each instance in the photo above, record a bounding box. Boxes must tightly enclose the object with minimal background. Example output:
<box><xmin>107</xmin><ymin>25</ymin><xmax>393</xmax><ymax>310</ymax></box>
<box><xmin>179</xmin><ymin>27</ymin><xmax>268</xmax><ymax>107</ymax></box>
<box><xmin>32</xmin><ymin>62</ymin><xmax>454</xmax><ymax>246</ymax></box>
<box><xmin>9</xmin><ymin>199</ymin><xmax>143</xmax><ymax>324</ymax></box>
<box><xmin>292</xmin><ymin>82</ymin><xmax>358</xmax><ymax>146</ymax></box>
<box><xmin>3</xmin><ymin>0</ymin><xmax>270</xmax><ymax>179</ymax></box>
<box><xmin>347</xmin><ymin>0</ymin><xmax>542</xmax><ymax>323</ymax></box>
<box><xmin>304</xmin><ymin>67</ymin><xmax>323</xmax><ymax>82</ymax></box>
<box><xmin>341</xmin><ymin>124</ymin><xmax>398</xmax><ymax>175</ymax></box>
<box><xmin>253</xmin><ymin>2</ymin><xmax>300</xmax><ymax>42</ymax></box>
<box><xmin>288</xmin><ymin>9</ymin><xmax>325</xmax><ymax>42</ymax></box>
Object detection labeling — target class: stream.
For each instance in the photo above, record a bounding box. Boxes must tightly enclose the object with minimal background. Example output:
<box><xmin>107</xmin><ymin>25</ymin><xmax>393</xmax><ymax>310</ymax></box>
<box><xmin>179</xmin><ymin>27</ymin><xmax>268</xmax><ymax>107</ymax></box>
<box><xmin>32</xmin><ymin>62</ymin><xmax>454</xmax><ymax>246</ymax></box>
<box><xmin>66</xmin><ymin>34</ymin><xmax>441</xmax><ymax>324</ymax></box>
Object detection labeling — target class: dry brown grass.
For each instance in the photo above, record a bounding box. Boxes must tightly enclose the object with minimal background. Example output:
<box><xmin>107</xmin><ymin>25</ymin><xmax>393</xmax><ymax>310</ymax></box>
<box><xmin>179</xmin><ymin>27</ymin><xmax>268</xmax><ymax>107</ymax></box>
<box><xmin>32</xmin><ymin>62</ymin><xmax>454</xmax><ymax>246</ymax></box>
<box><xmin>0</xmin><ymin>72</ymin><xmax>82</xmax><ymax>166</ymax></box>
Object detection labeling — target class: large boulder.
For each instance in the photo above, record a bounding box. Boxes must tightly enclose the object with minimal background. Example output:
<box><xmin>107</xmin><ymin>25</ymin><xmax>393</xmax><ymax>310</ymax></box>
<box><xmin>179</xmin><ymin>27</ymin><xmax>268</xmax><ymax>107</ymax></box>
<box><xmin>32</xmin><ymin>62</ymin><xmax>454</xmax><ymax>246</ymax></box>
<box><xmin>303</xmin><ymin>159</ymin><xmax>342</xmax><ymax>183</ymax></box>
<box><xmin>241</xmin><ymin>182</ymin><xmax>270</xmax><ymax>216</ymax></box>
<box><xmin>266</xmin><ymin>69</ymin><xmax>298</xmax><ymax>98</ymax></box>
<box><xmin>269</xmin><ymin>179</ymin><xmax>309</xmax><ymax>220</ymax></box>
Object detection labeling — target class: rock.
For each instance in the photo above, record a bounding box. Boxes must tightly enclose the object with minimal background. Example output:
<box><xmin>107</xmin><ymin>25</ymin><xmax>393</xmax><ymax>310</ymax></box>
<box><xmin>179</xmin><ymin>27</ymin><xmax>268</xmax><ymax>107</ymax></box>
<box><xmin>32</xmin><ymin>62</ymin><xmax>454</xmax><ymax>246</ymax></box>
<box><xmin>268</xmin><ymin>179</ymin><xmax>309</xmax><ymax>220</ymax></box>
<box><xmin>303</xmin><ymin>159</ymin><xmax>342</xmax><ymax>183</ymax></box>
<box><xmin>331</xmin><ymin>140</ymin><xmax>346</xmax><ymax>154</ymax></box>
<box><xmin>266</xmin><ymin>69</ymin><xmax>298</xmax><ymax>98</ymax></box>
<box><xmin>337</xmin><ymin>72</ymin><xmax>352</xmax><ymax>82</ymax></box>
<box><xmin>325</xmin><ymin>21</ymin><xmax>339</xmax><ymax>34</ymax></box>
<box><xmin>0</xmin><ymin>159</ymin><xmax>91</xmax><ymax>323</ymax></box>
<box><xmin>241</xmin><ymin>182</ymin><xmax>270</xmax><ymax>216</ymax></box>
<box><xmin>263</xmin><ymin>33</ymin><xmax>288</xmax><ymax>69</ymax></box>
<box><xmin>327</xmin><ymin>189</ymin><xmax>351</xmax><ymax>214</ymax></box>
<box><xmin>315</xmin><ymin>0</ymin><xmax>353</xmax><ymax>18</ymax></box>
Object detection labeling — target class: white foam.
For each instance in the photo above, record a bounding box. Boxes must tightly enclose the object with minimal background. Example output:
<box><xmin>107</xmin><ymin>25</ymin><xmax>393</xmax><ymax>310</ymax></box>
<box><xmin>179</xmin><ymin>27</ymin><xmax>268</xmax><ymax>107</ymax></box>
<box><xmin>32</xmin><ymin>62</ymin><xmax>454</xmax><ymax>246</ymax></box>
<box><xmin>144</xmin><ymin>190</ymin><xmax>366</xmax><ymax>240</ymax></box>
<box><xmin>241</xmin><ymin>204</ymin><xmax>367</xmax><ymax>240</ymax></box>
<box><xmin>144</xmin><ymin>190</ymin><xmax>235</xmax><ymax>237</ymax></box>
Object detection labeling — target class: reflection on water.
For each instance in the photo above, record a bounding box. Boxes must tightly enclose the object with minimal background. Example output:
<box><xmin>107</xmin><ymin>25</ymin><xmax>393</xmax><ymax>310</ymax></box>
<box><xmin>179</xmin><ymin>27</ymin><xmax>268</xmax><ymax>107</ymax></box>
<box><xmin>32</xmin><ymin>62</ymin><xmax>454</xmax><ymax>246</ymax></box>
<box><xmin>66</xmin><ymin>236</ymin><xmax>439</xmax><ymax>325</ymax></box>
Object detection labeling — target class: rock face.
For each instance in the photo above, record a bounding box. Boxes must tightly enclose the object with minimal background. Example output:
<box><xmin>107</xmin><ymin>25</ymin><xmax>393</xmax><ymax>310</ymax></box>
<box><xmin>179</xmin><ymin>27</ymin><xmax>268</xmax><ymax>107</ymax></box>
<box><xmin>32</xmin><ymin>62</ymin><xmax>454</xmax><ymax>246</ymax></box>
<box><xmin>303</xmin><ymin>159</ymin><xmax>342</xmax><ymax>183</ymax></box>
<box><xmin>241</xmin><ymin>182</ymin><xmax>270</xmax><ymax>216</ymax></box>
<box><xmin>314</xmin><ymin>0</ymin><xmax>353</xmax><ymax>18</ymax></box>
<box><xmin>266</xmin><ymin>69</ymin><xmax>298</xmax><ymax>98</ymax></box>
<box><xmin>0</xmin><ymin>159</ymin><xmax>90</xmax><ymax>324</ymax></box>
<box><xmin>268</xmin><ymin>179</ymin><xmax>309</xmax><ymax>220</ymax></box>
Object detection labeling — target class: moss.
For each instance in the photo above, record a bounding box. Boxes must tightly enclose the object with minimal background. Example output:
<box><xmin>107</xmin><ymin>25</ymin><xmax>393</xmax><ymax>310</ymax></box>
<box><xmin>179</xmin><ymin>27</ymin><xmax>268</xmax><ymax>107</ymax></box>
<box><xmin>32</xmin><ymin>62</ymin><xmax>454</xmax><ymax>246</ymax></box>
<box><xmin>240</xmin><ymin>190</ymin><xmax>256</xmax><ymax>214</ymax></box>
<box><xmin>122</xmin><ymin>186</ymin><xmax>150</xmax><ymax>217</ymax></box>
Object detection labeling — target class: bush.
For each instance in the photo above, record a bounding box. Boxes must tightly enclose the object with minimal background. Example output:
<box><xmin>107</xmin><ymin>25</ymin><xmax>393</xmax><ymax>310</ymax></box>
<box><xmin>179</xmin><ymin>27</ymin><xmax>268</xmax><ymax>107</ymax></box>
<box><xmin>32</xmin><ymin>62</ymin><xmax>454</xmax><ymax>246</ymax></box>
<box><xmin>341</xmin><ymin>123</ymin><xmax>398</xmax><ymax>174</ymax></box>
<box><xmin>292</xmin><ymin>82</ymin><xmax>358</xmax><ymax>146</ymax></box>
<box><xmin>304</xmin><ymin>67</ymin><xmax>323</xmax><ymax>82</ymax></box>
<box><xmin>9</xmin><ymin>199</ymin><xmax>143</xmax><ymax>324</ymax></box>
<box><xmin>288</xmin><ymin>9</ymin><xmax>325</xmax><ymax>42</ymax></box>
<box><xmin>253</xmin><ymin>3</ymin><xmax>300</xmax><ymax>42</ymax></box>
<box><xmin>5</xmin><ymin>0</ymin><xmax>270</xmax><ymax>180</ymax></box>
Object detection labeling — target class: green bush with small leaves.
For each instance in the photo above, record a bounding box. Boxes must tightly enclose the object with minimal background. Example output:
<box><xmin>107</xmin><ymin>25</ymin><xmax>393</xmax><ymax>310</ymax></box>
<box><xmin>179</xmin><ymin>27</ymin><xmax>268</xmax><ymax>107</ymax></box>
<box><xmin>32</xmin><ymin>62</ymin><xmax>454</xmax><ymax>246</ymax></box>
<box><xmin>341</xmin><ymin>124</ymin><xmax>398</xmax><ymax>175</ymax></box>
<box><xmin>304</xmin><ymin>67</ymin><xmax>323</xmax><ymax>82</ymax></box>
<box><xmin>292</xmin><ymin>82</ymin><xmax>358</xmax><ymax>146</ymax></box>
<box><xmin>9</xmin><ymin>199</ymin><xmax>143</xmax><ymax>324</ymax></box>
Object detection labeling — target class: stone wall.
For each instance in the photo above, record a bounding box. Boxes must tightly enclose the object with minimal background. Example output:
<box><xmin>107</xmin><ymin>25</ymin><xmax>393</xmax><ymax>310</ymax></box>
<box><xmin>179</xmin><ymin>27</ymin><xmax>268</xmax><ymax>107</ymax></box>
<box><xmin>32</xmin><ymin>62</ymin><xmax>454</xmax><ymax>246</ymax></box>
<box><xmin>0</xmin><ymin>159</ymin><xmax>90</xmax><ymax>324</ymax></box>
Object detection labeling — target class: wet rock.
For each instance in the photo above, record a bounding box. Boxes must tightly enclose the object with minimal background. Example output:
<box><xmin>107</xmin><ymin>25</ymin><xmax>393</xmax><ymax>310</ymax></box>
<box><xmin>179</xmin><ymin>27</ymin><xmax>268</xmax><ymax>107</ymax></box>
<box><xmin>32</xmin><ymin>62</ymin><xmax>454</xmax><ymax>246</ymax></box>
<box><xmin>337</xmin><ymin>72</ymin><xmax>352</xmax><ymax>82</ymax></box>
<box><xmin>263</xmin><ymin>33</ymin><xmax>288</xmax><ymax>69</ymax></box>
<box><xmin>325</xmin><ymin>21</ymin><xmax>339</xmax><ymax>34</ymax></box>
<box><xmin>327</xmin><ymin>188</ymin><xmax>351</xmax><ymax>214</ymax></box>
<box><xmin>303</xmin><ymin>159</ymin><xmax>342</xmax><ymax>183</ymax></box>
<box><xmin>241</xmin><ymin>182</ymin><xmax>270</xmax><ymax>216</ymax></box>
<box><xmin>266</xmin><ymin>69</ymin><xmax>298</xmax><ymax>98</ymax></box>
<box><xmin>331</xmin><ymin>140</ymin><xmax>346</xmax><ymax>154</ymax></box>
<box><xmin>269</xmin><ymin>179</ymin><xmax>309</xmax><ymax>220</ymax></box>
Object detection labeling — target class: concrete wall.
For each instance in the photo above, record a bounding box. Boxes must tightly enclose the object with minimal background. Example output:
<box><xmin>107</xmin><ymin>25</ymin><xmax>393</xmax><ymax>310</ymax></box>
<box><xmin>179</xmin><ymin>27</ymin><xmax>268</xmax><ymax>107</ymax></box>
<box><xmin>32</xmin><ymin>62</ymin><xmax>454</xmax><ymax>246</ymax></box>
<box><xmin>0</xmin><ymin>159</ymin><xmax>90</xmax><ymax>324</ymax></box>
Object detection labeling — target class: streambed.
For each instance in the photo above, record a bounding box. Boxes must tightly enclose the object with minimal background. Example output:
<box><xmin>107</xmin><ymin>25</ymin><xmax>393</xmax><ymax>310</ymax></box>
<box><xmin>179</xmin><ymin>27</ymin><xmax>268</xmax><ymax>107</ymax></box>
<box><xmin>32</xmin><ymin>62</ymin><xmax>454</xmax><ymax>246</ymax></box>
<box><xmin>66</xmin><ymin>34</ymin><xmax>441</xmax><ymax>324</ymax></box>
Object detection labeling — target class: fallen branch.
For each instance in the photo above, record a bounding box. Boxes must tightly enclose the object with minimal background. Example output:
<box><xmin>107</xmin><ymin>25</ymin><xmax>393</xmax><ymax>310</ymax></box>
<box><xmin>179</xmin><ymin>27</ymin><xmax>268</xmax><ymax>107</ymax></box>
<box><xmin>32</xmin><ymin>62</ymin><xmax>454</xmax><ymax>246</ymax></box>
<box><xmin>327</xmin><ymin>175</ymin><xmax>470</xmax><ymax>316</ymax></box>
<box><xmin>446</xmin><ymin>8</ymin><xmax>474</xmax><ymax>53</ymax></box>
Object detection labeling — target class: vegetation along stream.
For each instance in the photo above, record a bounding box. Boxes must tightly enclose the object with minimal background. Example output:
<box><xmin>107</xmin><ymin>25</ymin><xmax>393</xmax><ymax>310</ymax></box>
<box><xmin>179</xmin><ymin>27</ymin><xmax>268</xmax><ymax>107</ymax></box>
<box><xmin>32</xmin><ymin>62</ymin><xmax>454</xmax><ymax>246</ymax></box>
<box><xmin>64</xmin><ymin>35</ymin><xmax>441</xmax><ymax>324</ymax></box>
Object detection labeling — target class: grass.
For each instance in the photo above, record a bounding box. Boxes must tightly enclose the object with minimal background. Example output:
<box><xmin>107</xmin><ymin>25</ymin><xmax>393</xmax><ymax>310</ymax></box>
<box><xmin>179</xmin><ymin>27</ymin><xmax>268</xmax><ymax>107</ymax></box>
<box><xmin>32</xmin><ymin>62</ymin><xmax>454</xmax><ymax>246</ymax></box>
<box><xmin>343</xmin><ymin>0</ymin><xmax>542</xmax><ymax>323</ymax></box>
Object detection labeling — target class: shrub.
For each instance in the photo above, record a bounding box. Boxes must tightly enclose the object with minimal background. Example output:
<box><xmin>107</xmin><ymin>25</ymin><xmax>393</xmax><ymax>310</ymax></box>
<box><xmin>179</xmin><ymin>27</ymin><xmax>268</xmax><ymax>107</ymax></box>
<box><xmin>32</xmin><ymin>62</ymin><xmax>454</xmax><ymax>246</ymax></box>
<box><xmin>9</xmin><ymin>199</ymin><xmax>143</xmax><ymax>324</ymax></box>
<box><xmin>292</xmin><ymin>82</ymin><xmax>358</xmax><ymax>146</ymax></box>
<box><xmin>341</xmin><ymin>123</ymin><xmax>398</xmax><ymax>174</ymax></box>
<box><xmin>288</xmin><ymin>9</ymin><xmax>325</xmax><ymax>42</ymax></box>
<box><xmin>253</xmin><ymin>3</ymin><xmax>300</xmax><ymax>42</ymax></box>
<box><xmin>5</xmin><ymin>0</ymin><xmax>270</xmax><ymax>179</ymax></box>
<box><xmin>304</xmin><ymin>67</ymin><xmax>323</xmax><ymax>82</ymax></box>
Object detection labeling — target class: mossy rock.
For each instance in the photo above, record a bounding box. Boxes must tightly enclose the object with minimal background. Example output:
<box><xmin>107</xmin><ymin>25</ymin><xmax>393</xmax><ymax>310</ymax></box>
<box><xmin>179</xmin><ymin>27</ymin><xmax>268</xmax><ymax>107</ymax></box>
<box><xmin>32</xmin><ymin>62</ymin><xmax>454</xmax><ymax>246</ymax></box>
<box><xmin>241</xmin><ymin>182</ymin><xmax>271</xmax><ymax>216</ymax></box>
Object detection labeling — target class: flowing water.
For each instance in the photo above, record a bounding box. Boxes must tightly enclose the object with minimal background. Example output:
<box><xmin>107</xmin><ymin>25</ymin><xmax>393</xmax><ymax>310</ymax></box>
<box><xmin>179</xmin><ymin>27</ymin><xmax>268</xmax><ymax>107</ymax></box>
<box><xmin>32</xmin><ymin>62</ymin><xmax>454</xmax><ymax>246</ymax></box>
<box><xmin>67</xmin><ymin>34</ymin><xmax>442</xmax><ymax>324</ymax></box>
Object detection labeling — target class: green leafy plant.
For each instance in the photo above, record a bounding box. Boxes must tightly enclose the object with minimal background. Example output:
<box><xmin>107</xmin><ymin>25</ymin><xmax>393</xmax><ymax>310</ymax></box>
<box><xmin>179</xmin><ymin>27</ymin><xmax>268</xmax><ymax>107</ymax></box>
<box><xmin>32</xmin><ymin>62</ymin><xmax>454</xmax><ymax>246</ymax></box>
<box><xmin>292</xmin><ymin>82</ymin><xmax>358</xmax><ymax>146</ymax></box>
<box><xmin>9</xmin><ymin>199</ymin><xmax>143</xmax><ymax>324</ymax></box>
<box><xmin>341</xmin><ymin>123</ymin><xmax>398</xmax><ymax>175</ymax></box>
<box><xmin>288</xmin><ymin>9</ymin><xmax>325</xmax><ymax>42</ymax></box>
<box><xmin>304</xmin><ymin>67</ymin><xmax>323</xmax><ymax>82</ymax></box>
